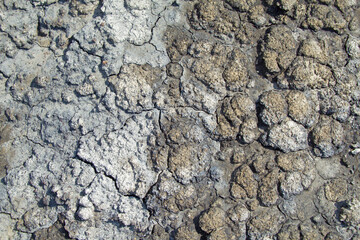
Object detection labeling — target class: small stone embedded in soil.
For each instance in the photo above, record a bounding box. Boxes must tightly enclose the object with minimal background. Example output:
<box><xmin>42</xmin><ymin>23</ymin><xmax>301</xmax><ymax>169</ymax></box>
<box><xmin>199</xmin><ymin>207</ymin><xmax>226</xmax><ymax>234</ymax></box>
<box><xmin>233</xmin><ymin>165</ymin><xmax>258</xmax><ymax>198</ymax></box>
<box><xmin>340</xmin><ymin>197</ymin><xmax>360</xmax><ymax>227</ymax></box>
<box><xmin>287</xmin><ymin>57</ymin><xmax>333</xmax><ymax>90</ymax></box>
<box><xmin>324</xmin><ymin>179</ymin><xmax>348</xmax><ymax>202</ymax></box>
<box><xmin>311</xmin><ymin>116</ymin><xmax>345</xmax><ymax>157</ymax></box>
<box><xmin>259</xmin><ymin>90</ymin><xmax>288</xmax><ymax>127</ymax></box>
<box><xmin>261</xmin><ymin>25</ymin><xmax>297</xmax><ymax>75</ymax></box>
<box><xmin>286</xmin><ymin>90</ymin><xmax>318</xmax><ymax>128</ymax></box>
<box><xmin>262</xmin><ymin>119</ymin><xmax>308</xmax><ymax>153</ymax></box>
<box><xmin>277</xmin><ymin>150</ymin><xmax>316</xmax><ymax>199</ymax></box>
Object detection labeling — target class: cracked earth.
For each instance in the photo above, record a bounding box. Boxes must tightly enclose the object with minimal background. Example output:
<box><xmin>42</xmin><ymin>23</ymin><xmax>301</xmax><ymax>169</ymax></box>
<box><xmin>0</xmin><ymin>0</ymin><xmax>360</xmax><ymax>239</ymax></box>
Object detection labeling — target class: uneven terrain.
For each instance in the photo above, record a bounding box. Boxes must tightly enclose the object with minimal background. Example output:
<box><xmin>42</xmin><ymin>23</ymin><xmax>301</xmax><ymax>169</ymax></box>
<box><xmin>0</xmin><ymin>0</ymin><xmax>360</xmax><ymax>239</ymax></box>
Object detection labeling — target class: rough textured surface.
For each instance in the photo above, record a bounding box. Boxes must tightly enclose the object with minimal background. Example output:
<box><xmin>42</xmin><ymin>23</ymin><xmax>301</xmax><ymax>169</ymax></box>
<box><xmin>311</xmin><ymin>116</ymin><xmax>345</xmax><ymax>157</ymax></box>
<box><xmin>0</xmin><ymin>0</ymin><xmax>360</xmax><ymax>239</ymax></box>
<box><xmin>261</xmin><ymin>25</ymin><xmax>297</xmax><ymax>75</ymax></box>
<box><xmin>340</xmin><ymin>197</ymin><xmax>360</xmax><ymax>228</ymax></box>
<box><xmin>262</xmin><ymin>119</ymin><xmax>308</xmax><ymax>153</ymax></box>
<box><xmin>277</xmin><ymin>151</ymin><xmax>316</xmax><ymax>199</ymax></box>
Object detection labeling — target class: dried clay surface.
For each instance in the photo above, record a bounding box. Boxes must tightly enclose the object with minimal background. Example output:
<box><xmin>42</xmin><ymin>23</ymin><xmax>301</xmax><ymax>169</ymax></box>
<box><xmin>0</xmin><ymin>0</ymin><xmax>360</xmax><ymax>239</ymax></box>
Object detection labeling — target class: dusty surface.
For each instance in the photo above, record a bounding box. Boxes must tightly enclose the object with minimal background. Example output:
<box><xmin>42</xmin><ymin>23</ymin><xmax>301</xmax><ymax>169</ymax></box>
<box><xmin>0</xmin><ymin>0</ymin><xmax>360</xmax><ymax>239</ymax></box>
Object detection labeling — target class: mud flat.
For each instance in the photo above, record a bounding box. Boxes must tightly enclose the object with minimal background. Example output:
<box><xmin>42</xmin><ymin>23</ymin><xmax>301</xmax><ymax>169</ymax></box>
<box><xmin>0</xmin><ymin>0</ymin><xmax>360</xmax><ymax>239</ymax></box>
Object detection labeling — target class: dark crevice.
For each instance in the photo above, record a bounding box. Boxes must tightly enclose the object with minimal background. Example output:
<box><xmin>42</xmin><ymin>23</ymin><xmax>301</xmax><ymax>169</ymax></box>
<box><xmin>30</xmin><ymin>216</ymin><xmax>71</xmax><ymax>240</ymax></box>
<box><xmin>0</xmin><ymin>70</ymin><xmax>7</xmax><ymax>79</ymax></box>
<box><xmin>193</xmin><ymin>210</ymin><xmax>209</xmax><ymax>239</ymax></box>
<box><xmin>143</xmin><ymin>171</ymin><xmax>163</xmax><ymax>204</ymax></box>
<box><xmin>75</xmin><ymin>154</ymin><xmax>121</xmax><ymax>193</ymax></box>
<box><xmin>0</xmin><ymin>211</ymin><xmax>18</xmax><ymax>221</ymax></box>
<box><xmin>92</xmin><ymin>0</ymin><xmax>105</xmax><ymax>18</ymax></box>
<box><xmin>25</xmin><ymin>135</ymin><xmax>47</xmax><ymax>149</ymax></box>
<box><xmin>70</xmin><ymin>37</ymin><xmax>103</xmax><ymax>59</ymax></box>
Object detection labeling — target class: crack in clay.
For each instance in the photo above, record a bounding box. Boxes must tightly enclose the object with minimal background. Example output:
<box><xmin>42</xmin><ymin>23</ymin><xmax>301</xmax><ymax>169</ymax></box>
<box><xmin>75</xmin><ymin>155</ymin><xmax>121</xmax><ymax>193</ymax></box>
